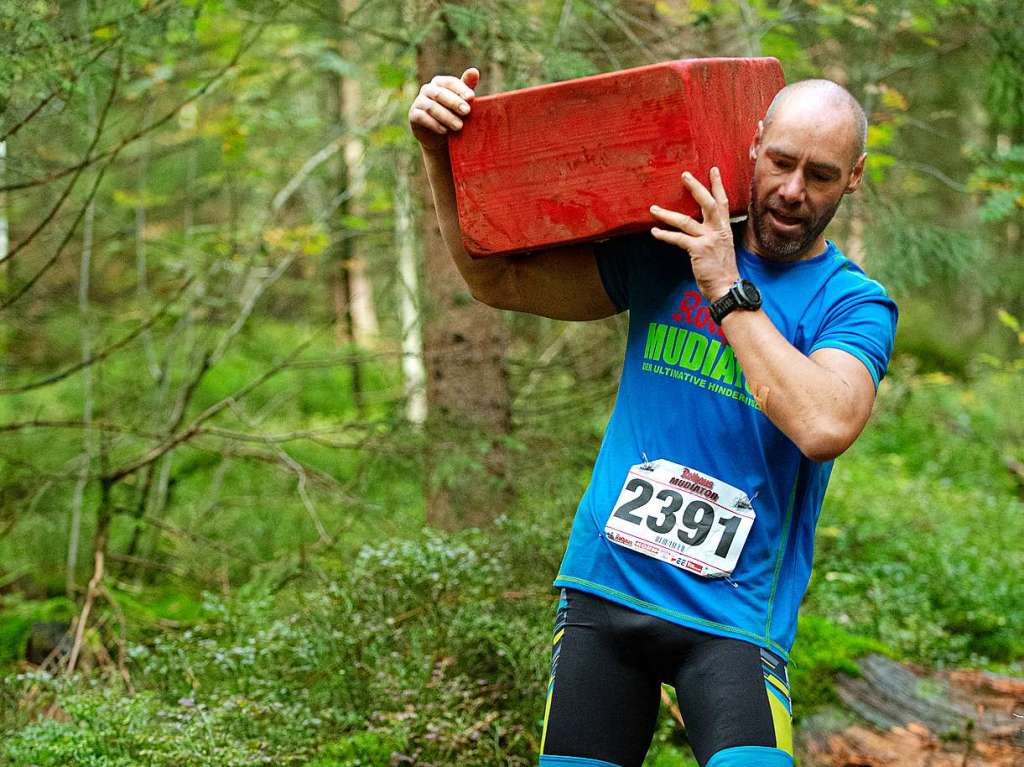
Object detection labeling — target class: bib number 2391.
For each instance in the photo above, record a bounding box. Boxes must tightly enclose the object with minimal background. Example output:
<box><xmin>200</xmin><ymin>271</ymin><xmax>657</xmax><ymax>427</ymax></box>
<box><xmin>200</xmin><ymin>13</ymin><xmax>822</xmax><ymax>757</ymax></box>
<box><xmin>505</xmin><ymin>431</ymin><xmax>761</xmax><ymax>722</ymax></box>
<box><xmin>604</xmin><ymin>460</ymin><xmax>755</xmax><ymax>578</ymax></box>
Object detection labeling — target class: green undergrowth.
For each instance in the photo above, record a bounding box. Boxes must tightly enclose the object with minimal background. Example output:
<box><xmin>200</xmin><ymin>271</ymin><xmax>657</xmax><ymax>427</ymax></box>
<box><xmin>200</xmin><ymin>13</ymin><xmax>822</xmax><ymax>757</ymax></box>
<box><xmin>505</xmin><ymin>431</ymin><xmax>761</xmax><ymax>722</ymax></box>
<box><xmin>0</xmin><ymin>318</ymin><xmax>422</xmax><ymax>592</ymax></box>
<box><xmin>788</xmin><ymin>615</ymin><xmax>891</xmax><ymax>711</ymax></box>
<box><xmin>0</xmin><ymin>516</ymin><xmax>697</xmax><ymax>766</ymax></box>
<box><xmin>804</xmin><ymin>360</ymin><xmax>1024</xmax><ymax>667</ymax></box>
<box><xmin>1</xmin><ymin>358</ymin><xmax>1021</xmax><ymax>764</ymax></box>
<box><xmin>0</xmin><ymin>597</ymin><xmax>75</xmax><ymax>666</ymax></box>
<box><xmin>1</xmin><ymin>522</ymin><xmax>555</xmax><ymax>766</ymax></box>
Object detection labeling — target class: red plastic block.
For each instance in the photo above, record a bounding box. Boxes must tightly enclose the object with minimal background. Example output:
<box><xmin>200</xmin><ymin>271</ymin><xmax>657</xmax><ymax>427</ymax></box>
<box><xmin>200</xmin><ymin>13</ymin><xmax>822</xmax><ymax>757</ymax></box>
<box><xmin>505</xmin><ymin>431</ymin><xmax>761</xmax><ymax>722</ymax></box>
<box><xmin>449</xmin><ymin>57</ymin><xmax>785</xmax><ymax>258</ymax></box>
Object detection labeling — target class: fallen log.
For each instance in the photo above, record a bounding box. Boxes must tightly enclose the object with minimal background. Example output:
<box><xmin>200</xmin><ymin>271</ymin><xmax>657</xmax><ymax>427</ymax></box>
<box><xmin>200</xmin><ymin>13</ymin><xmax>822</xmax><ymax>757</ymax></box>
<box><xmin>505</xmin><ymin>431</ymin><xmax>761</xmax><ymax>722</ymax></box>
<box><xmin>799</xmin><ymin>654</ymin><xmax>1024</xmax><ymax>767</ymax></box>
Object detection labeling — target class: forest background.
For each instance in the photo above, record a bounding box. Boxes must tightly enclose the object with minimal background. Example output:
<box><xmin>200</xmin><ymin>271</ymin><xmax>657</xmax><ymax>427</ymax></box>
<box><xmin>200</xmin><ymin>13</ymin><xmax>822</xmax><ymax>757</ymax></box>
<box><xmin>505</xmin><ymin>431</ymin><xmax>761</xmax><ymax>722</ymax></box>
<box><xmin>0</xmin><ymin>0</ymin><xmax>1022</xmax><ymax>765</ymax></box>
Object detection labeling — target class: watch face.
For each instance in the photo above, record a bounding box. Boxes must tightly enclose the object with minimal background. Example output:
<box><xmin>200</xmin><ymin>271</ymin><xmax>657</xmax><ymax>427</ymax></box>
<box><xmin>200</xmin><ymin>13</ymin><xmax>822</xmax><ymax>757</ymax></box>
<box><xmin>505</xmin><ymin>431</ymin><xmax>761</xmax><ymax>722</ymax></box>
<box><xmin>738</xmin><ymin>280</ymin><xmax>761</xmax><ymax>306</ymax></box>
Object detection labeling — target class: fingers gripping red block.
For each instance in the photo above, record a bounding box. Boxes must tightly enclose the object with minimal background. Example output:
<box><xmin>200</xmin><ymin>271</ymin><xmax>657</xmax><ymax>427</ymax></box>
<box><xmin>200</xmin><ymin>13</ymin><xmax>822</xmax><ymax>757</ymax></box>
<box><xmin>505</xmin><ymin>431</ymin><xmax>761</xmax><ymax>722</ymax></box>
<box><xmin>449</xmin><ymin>57</ymin><xmax>785</xmax><ymax>258</ymax></box>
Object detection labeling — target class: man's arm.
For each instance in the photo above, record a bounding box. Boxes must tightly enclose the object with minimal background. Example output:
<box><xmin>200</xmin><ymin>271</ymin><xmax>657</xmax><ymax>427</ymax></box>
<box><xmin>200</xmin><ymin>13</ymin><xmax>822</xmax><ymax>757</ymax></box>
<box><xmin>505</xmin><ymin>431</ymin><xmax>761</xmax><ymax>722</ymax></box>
<box><xmin>650</xmin><ymin>169</ymin><xmax>877</xmax><ymax>462</ymax></box>
<box><xmin>720</xmin><ymin>314</ymin><xmax>876</xmax><ymax>461</ymax></box>
<box><xmin>410</xmin><ymin>68</ymin><xmax>620</xmax><ymax>322</ymax></box>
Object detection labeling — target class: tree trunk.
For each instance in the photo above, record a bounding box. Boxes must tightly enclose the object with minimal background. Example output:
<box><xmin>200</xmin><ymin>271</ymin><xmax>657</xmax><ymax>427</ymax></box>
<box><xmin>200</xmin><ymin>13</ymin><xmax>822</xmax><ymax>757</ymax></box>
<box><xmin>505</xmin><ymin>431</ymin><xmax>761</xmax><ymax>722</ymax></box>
<box><xmin>0</xmin><ymin>140</ymin><xmax>8</xmax><ymax>279</ymax></box>
<box><xmin>135</xmin><ymin>127</ymin><xmax>162</xmax><ymax>380</ymax></box>
<box><xmin>394</xmin><ymin>145</ymin><xmax>427</xmax><ymax>427</ymax></box>
<box><xmin>330</xmin><ymin>0</ymin><xmax>383</xmax><ymax>415</ymax></box>
<box><xmin>415</xmin><ymin>0</ymin><xmax>512</xmax><ymax>529</ymax></box>
<box><xmin>67</xmin><ymin>0</ymin><xmax>98</xmax><ymax>596</ymax></box>
<box><xmin>846</xmin><ymin>195</ymin><xmax>866</xmax><ymax>266</ymax></box>
<box><xmin>339</xmin><ymin>19</ymin><xmax>379</xmax><ymax>345</ymax></box>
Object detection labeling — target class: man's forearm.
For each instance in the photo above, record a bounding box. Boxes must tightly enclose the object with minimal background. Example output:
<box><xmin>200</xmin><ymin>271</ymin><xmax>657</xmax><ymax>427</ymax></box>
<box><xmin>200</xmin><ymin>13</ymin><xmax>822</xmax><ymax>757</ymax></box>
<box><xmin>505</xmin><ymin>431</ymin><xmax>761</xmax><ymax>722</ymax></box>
<box><xmin>720</xmin><ymin>309</ymin><xmax>873</xmax><ymax>461</ymax></box>
<box><xmin>419</xmin><ymin>147</ymin><xmax>512</xmax><ymax>304</ymax></box>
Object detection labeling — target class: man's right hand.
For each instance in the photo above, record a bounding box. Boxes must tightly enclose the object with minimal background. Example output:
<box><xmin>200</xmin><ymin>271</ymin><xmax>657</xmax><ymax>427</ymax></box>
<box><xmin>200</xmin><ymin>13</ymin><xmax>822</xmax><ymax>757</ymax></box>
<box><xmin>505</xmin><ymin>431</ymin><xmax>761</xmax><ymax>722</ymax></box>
<box><xmin>409</xmin><ymin>68</ymin><xmax>480</xmax><ymax>154</ymax></box>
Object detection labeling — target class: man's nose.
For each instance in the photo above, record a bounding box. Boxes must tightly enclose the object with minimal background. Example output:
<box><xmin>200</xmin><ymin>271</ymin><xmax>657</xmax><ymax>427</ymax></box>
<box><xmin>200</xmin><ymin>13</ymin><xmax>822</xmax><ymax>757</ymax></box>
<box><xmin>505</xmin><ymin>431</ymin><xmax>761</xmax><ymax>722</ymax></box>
<box><xmin>777</xmin><ymin>172</ymin><xmax>805</xmax><ymax>205</ymax></box>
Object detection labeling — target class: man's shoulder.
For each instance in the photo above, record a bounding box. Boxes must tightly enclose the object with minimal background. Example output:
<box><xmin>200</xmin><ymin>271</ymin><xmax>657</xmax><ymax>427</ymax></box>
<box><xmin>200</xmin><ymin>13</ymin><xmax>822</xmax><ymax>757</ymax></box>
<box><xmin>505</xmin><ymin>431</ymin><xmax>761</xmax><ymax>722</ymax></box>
<box><xmin>596</xmin><ymin>229</ymin><xmax>677</xmax><ymax>257</ymax></box>
<box><xmin>821</xmin><ymin>246</ymin><xmax>894</xmax><ymax>303</ymax></box>
<box><xmin>808</xmin><ymin>246</ymin><xmax>899</xmax><ymax>343</ymax></box>
<box><xmin>593</xmin><ymin>229</ymin><xmax>694</xmax><ymax>311</ymax></box>
<box><xmin>594</xmin><ymin>229</ymin><xmax>692</xmax><ymax>278</ymax></box>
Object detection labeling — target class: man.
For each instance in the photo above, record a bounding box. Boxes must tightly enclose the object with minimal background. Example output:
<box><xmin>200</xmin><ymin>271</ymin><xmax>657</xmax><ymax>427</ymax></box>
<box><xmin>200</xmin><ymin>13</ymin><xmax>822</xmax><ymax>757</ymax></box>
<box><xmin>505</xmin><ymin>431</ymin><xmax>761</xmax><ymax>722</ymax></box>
<box><xmin>409</xmin><ymin>67</ymin><xmax>897</xmax><ymax>767</ymax></box>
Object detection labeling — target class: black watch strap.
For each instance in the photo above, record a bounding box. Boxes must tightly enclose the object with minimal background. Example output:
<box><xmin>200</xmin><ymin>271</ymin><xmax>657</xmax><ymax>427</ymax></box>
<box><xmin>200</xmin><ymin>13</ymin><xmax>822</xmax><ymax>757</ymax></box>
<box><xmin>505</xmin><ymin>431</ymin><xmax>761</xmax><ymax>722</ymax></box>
<box><xmin>709</xmin><ymin>291</ymin><xmax>739</xmax><ymax>324</ymax></box>
<box><xmin>710</xmin><ymin>279</ymin><xmax>761</xmax><ymax>324</ymax></box>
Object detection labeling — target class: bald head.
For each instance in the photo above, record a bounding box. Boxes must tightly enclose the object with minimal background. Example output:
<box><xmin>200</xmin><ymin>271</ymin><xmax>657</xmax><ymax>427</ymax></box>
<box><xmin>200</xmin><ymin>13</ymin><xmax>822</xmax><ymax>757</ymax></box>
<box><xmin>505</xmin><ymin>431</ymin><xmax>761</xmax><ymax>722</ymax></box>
<box><xmin>762</xmin><ymin>79</ymin><xmax>867</xmax><ymax>164</ymax></box>
<box><xmin>745</xmin><ymin>79</ymin><xmax>869</xmax><ymax>261</ymax></box>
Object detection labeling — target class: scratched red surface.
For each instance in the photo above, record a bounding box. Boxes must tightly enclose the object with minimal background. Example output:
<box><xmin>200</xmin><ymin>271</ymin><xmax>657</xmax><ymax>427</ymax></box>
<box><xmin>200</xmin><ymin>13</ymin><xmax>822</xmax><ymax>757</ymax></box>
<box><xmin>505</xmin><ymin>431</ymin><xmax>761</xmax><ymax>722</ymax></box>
<box><xmin>448</xmin><ymin>57</ymin><xmax>785</xmax><ymax>258</ymax></box>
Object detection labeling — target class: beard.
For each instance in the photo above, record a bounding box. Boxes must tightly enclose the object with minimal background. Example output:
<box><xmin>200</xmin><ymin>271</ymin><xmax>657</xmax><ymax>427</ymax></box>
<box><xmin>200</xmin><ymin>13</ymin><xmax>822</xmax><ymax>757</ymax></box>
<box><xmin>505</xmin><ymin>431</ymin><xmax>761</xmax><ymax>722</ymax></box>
<box><xmin>747</xmin><ymin>176</ymin><xmax>843</xmax><ymax>262</ymax></box>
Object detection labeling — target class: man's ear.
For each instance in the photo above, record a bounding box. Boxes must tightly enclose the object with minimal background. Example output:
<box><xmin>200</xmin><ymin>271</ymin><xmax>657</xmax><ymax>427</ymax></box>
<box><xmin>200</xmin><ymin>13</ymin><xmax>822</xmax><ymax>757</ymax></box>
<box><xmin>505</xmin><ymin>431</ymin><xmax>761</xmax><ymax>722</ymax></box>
<box><xmin>749</xmin><ymin>120</ymin><xmax>764</xmax><ymax>162</ymax></box>
<box><xmin>845</xmin><ymin>153</ymin><xmax>866</xmax><ymax>194</ymax></box>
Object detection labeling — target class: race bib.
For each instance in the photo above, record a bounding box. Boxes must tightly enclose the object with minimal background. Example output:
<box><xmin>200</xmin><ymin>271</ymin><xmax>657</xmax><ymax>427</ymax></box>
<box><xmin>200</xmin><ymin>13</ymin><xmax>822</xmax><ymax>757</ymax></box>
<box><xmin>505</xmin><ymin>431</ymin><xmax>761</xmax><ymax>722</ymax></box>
<box><xmin>604</xmin><ymin>459</ymin><xmax>755</xmax><ymax>578</ymax></box>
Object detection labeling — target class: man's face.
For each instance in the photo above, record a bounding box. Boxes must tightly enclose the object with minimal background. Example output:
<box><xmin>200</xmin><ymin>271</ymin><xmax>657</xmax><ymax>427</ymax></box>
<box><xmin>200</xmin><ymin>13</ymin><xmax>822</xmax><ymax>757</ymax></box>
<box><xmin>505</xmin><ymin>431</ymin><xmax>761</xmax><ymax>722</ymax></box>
<box><xmin>746</xmin><ymin>103</ymin><xmax>864</xmax><ymax>261</ymax></box>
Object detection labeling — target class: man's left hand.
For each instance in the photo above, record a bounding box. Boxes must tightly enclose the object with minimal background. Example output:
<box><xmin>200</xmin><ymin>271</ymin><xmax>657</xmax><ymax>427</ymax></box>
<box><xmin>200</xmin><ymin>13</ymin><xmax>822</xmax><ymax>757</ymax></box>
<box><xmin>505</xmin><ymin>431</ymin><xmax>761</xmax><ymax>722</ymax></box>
<box><xmin>649</xmin><ymin>167</ymin><xmax>741</xmax><ymax>302</ymax></box>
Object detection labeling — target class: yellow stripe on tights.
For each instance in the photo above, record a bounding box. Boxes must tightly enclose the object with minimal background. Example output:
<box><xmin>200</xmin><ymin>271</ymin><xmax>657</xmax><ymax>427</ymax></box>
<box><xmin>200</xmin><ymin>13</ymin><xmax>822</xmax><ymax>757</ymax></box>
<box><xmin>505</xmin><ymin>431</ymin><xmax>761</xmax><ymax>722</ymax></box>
<box><xmin>766</xmin><ymin>685</ymin><xmax>793</xmax><ymax>756</ymax></box>
<box><xmin>764</xmin><ymin>672</ymin><xmax>790</xmax><ymax>699</ymax></box>
<box><xmin>539</xmin><ymin>677</ymin><xmax>555</xmax><ymax>754</ymax></box>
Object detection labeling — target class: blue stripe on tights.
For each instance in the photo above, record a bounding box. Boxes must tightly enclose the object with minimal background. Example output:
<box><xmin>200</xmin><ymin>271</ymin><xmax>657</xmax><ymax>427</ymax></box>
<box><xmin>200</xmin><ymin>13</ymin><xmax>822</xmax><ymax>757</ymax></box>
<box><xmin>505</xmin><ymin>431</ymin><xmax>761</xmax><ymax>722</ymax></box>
<box><xmin>539</xmin><ymin>755</ymin><xmax>622</xmax><ymax>767</ymax></box>
<box><xmin>705</xmin><ymin>745</ymin><xmax>793</xmax><ymax>767</ymax></box>
<box><xmin>766</xmin><ymin>679</ymin><xmax>793</xmax><ymax>715</ymax></box>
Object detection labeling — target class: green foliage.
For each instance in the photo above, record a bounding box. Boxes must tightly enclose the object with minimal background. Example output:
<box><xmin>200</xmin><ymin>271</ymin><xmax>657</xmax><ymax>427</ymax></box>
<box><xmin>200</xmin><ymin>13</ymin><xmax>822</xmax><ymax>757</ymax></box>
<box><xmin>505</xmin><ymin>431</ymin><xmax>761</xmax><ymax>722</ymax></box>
<box><xmin>3</xmin><ymin>677</ymin><xmax>344</xmax><ymax>767</ymax></box>
<box><xmin>3</xmin><ymin>362</ymin><xmax>1022</xmax><ymax>764</ymax></box>
<box><xmin>1</xmin><ymin>527</ymin><xmax>554</xmax><ymax>765</ymax></box>
<box><xmin>2</xmin><ymin>1</ymin><xmax>1023</xmax><ymax>764</ymax></box>
<box><xmin>865</xmin><ymin>200</ymin><xmax>988</xmax><ymax>293</ymax></box>
<box><xmin>789</xmin><ymin>615</ymin><xmax>890</xmax><ymax>713</ymax></box>
<box><xmin>0</xmin><ymin>596</ymin><xmax>74</xmax><ymax>665</ymax></box>
<box><xmin>303</xmin><ymin>733</ymin><xmax>407</xmax><ymax>767</ymax></box>
<box><xmin>806</xmin><ymin>365</ymin><xmax>1024</xmax><ymax>666</ymax></box>
<box><xmin>106</xmin><ymin>585</ymin><xmax>205</xmax><ymax>627</ymax></box>
<box><xmin>978</xmin><ymin>0</ymin><xmax>1024</xmax><ymax>135</ymax></box>
<box><xmin>969</xmin><ymin>144</ymin><xmax>1024</xmax><ymax>223</ymax></box>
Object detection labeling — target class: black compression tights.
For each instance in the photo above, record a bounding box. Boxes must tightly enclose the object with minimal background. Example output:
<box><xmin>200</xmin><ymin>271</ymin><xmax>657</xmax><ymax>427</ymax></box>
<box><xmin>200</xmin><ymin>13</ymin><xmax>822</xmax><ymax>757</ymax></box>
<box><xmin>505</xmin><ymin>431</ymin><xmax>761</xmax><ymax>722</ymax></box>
<box><xmin>539</xmin><ymin>589</ymin><xmax>793</xmax><ymax>767</ymax></box>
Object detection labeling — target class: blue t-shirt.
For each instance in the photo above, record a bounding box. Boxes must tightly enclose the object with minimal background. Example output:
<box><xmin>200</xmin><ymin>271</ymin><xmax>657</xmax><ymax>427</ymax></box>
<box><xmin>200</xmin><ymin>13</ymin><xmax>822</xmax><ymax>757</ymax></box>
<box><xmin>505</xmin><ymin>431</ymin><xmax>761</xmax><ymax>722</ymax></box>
<box><xmin>554</xmin><ymin>230</ymin><xmax>898</xmax><ymax>658</ymax></box>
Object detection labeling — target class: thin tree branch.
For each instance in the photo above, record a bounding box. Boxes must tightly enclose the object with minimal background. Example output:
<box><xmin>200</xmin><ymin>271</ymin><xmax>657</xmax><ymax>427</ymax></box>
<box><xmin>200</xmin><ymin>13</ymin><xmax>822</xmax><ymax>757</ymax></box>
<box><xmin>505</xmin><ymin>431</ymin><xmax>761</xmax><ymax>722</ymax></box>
<box><xmin>206</xmin><ymin>443</ymin><xmax>370</xmax><ymax>506</ymax></box>
<box><xmin>0</xmin><ymin>448</ymin><xmax>82</xmax><ymax>483</ymax></box>
<box><xmin>274</xmin><ymin>446</ymin><xmax>331</xmax><ymax>543</ymax></box>
<box><xmin>577</xmin><ymin>14</ymin><xmax>621</xmax><ymax>69</ymax></box>
<box><xmin>0</xmin><ymin>277</ymin><xmax>193</xmax><ymax>394</ymax></box>
<box><xmin>106</xmin><ymin>552</ymin><xmax>184</xmax><ymax>575</ymax></box>
<box><xmin>209</xmin><ymin>254</ymin><xmax>295</xmax><ymax>365</ymax></box>
<box><xmin>96</xmin><ymin>584</ymin><xmax>133</xmax><ymax>690</ymax></box>
<box><xmin>130</xmin><ymin>510</ymin><xmax>258</xmax><ymax>565</ymax></box>
<box><xmin>894</xmin><ymin>159</ymin><xmax>969</xmax><ymax>193</ymax></box>
<box><xmin>165</xmin><ymin>351</ymin><xmax>212</xmax><ymax>434</ymax></box>
<box><xmin>290</xmin><ymin>0</ymin><xmax>413</xmax><ymax>46</ymax></box>
<box><xmin>0</xmin><ymin>41</ymin><xmax>119</xmax><ymax>143</ymax></box>
<box><xmin>0</xmin><ymin>419</ymin><xmax>160</xmax><ymax>438</ymax></box>
<box><xmin>202</xmin><ymin>425</ymin><xmax>412</xmax><ymax>455</ymax></box>
<box><xmin>198</xmin><ymin>422</ymin><xmax>374</xmax><ymax>442</ymax></box>
<box><xmin>103</xmin><ymin>331</ymin><xmax>321</xmax><ymax>483</ymax></box>
<box><xmin>271</xmin><ymin>136</ymin><xmax>346</xmax><ymax>213</ymax></box>
<box><xmin>0</xmin><ymin>44</ymin><xmax>124</xmax><ymax>267</ymax></box>
<box><xmin>5</xmin><ymin>0</ymin><xmax>172</xmax><ymax>57</ymax></box>
<box><xmin>0</xmin><ymin>151</ymin><xmax>117</xmax><ymax>311</ymax></box>
<box><xmin>66</xmin><ymin>479</ymin><xmax>112</xmax><ymax>675</ymax></box>
<box><xmin>591</xmin><ymin>2</ymin><xmax>657</xmax><ymax>62</ymax></box>
<box><xmin>0</xmin><ymin>19</ymin><xmax>269</xmax><ymax>194</ymax></box>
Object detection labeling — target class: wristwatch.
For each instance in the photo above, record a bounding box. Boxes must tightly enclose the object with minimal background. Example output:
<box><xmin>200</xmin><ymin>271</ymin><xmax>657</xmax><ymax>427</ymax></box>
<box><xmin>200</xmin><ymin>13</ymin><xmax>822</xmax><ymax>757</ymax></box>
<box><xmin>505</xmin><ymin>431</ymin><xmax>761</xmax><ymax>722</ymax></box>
<box><xmin>709</xmin><ymin>279</ymin><xmax>762</xmax><ymax>324</ymax></box>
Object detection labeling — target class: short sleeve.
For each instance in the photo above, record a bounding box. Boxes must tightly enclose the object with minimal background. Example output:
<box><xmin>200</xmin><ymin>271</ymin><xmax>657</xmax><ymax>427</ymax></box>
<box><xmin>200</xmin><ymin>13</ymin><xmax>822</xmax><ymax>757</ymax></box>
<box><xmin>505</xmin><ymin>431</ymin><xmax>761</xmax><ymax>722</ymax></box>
<box><xmin>594</xmin><ymin>233</ymin><xmax>648</xmax><ymax>312</ymax></box>
<box><xmin>809</xmin><ymin>275</ymin><xmax>898</xmax><ymax>389</ymax></box>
